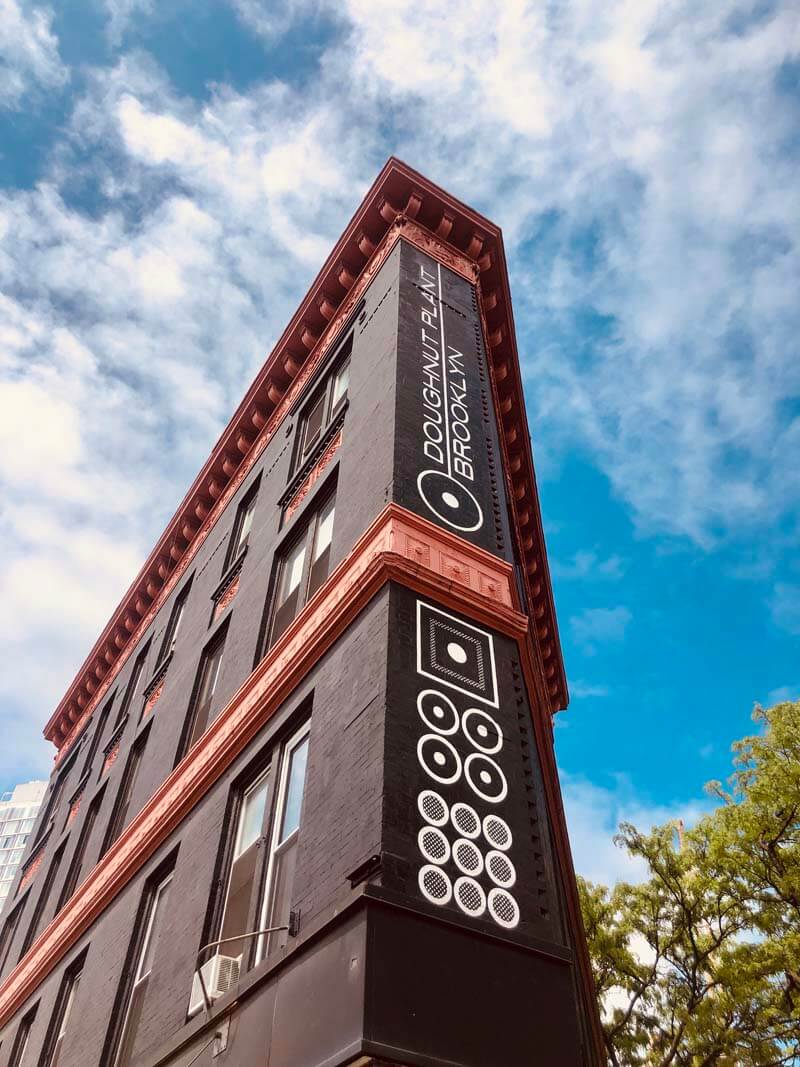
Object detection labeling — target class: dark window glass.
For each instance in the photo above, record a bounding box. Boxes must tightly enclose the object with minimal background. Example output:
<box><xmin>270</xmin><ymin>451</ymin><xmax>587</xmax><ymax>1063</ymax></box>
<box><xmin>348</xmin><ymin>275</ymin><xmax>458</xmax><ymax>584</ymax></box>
<box><xmin>42</xmin><ymin>954</ymin><xmax>85</xmax><ymax>1067</ymax></box>
<box><xmin>58</xmin><ymin>789</ymin><xmax>104</xmax><ymax>909</ymax></box>
<box><xmin>267</xmin><ymin>489</ymin><xmax>336</xmax><ymax>649</ymax></box>
<box><xmin>156</xmin><ymin>580</ymin><xmax>192</xmax><ymax>667</ymax></box>
<box><xmin>102</xmin><ymin>733</ymin><xmax>148</xmax><ymax>855</ymax></box>
<box><xmin>293</xmin><ymin>345</ymin><xmax>351</xmax><ymax>474</ymax></box>
<box><xmin>115</xmin><ymin>643</ymin><xmax>151</xmax><ymax>727</ymax></box>
<box><xmin>81</xmin><ymin>696</ymin><xmax>114</xmax><ymax>779</ymax></box>
<box><xmin>258</xmin><ymin>726</ymin><xmax>309</xmax><ymax>960</ymax></box>
<box><xmin>225</xmin><ymin>484</ymin><xmax>259</xmax><ymax>570</ymax></box>
<box><xmin>0</xmin><ymin>899</ymin><xmax>25</xmax><ymax>976</ymax></box>
<box><xmin>8</xmin><ymin>1005</ymin><xmax>37</xmax><ymax>1067</ymax></box>
<box><xmin>110</xmin><ymin>871</ymin><xmax>173</xmax><ymax>1067</ymax></box>
<box><xmin>19</xmin><ymin>843</ymin><xmax>65</xmax><ymax>960</ymax></box>
<box><xmin>182</xmin><ymin>631</ymin><xmax>226</xmax><ymax>757</ymax></box>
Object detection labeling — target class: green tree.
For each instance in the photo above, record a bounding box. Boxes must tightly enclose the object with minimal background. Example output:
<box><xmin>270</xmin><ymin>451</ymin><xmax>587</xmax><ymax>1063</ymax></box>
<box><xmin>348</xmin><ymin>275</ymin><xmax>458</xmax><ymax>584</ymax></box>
<box><xmin>579</xmin><ymin>700</ymin><xmax>800</xmax><ymax>1066</ymax></box>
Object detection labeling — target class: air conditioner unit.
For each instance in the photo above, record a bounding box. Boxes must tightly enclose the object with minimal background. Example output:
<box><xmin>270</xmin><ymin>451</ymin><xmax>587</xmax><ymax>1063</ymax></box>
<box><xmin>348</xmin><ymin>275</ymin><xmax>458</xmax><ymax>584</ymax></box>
<box><xmin>188</xmin><ymin>953</ymin><xmax>241</xmax><ymax>1017</ymax></box>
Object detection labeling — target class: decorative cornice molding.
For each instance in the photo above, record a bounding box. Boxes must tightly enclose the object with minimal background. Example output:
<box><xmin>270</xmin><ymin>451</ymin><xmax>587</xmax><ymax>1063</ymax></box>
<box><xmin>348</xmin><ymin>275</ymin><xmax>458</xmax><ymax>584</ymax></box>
<box><xmin>44</xmin><ymin>157</ymin><xmax>567</xmax><ymax>758</ymax></box>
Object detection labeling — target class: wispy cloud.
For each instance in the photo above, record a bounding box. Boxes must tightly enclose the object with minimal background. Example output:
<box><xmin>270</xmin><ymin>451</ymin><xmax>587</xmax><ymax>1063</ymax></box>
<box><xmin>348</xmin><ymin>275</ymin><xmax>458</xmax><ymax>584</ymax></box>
<box><xmin>571</xmin><ymin>606</ymin><xmax>632</xmax><ymax>652</ymax></box>
<box><xmin>0</xmin><ymin>0</ymin><xmax>66</xmax><ymax>108</ymax></box>
<box><xmin>770</xmin><ymin>583</ymin><xmax>800</xmax><ymax>634</ymax></box>
<box><xmin>553</xmin><ymin>550</ymin><xmax>626</xmax><ymax>581</ymax></box>
<box><xmin>765</xmin><ymin>683</ymin><xmax>800</xmax><ymax>705</ymax></box>
<box><xmin>569</xmin><ymin>680</ymin><xmax>611</xmax><ymax>699</ymax></box>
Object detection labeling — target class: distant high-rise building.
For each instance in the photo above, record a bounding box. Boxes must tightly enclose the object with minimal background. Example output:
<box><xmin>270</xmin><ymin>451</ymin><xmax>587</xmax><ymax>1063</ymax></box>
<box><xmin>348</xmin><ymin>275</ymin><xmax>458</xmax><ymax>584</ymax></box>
<box><xmin>0</xmin><ymin>160</ymin><xmax>604</xmax><ymax>1065</ymax></box>
<box><xmin>0</xmin><ymin>783</ymin><xmax>46</xmax><ymax>910</ymax></box>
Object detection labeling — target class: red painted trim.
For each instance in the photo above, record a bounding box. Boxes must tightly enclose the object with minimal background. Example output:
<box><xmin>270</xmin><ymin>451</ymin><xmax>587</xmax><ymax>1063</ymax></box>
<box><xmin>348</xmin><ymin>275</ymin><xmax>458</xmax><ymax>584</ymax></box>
<box><xmin>43</xmin><ymin>159</ymin><xmax>567</xmax><ymax>753</ymax></box>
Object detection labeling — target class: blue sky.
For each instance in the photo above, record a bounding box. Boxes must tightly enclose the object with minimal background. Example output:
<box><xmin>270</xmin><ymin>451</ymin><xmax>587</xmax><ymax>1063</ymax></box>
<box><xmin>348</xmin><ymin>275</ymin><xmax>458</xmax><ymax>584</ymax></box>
<box><xmin>1</xmin><ymin>0</ymin><xmax>797</xmax><ymax>887</ymax></box>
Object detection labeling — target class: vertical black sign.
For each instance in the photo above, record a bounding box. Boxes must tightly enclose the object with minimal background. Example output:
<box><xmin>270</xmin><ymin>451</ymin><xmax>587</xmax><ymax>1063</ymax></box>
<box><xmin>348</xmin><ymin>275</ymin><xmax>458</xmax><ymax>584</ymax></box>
<box><xmin>394</xmin><ymin>241</ymin><xmax>512</xmax><ymax>558</ymax></box>
<box><xmin>383</xmin><ymin>585</ymin><xmax>565</xmax><ymax>949</ymax></box>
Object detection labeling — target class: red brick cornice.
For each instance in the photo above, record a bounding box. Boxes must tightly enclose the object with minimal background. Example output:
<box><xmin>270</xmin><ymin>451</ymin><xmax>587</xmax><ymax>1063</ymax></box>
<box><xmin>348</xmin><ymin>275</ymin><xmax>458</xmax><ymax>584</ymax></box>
<box><xmin>45</xmin><ymin>158</ymin><xmax>567</xmax><ymax>758</ymax></box>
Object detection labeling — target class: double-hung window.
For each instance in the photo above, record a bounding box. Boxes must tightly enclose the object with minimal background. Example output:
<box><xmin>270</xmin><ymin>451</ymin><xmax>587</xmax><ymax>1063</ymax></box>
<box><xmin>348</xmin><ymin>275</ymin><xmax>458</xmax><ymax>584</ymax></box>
<box><xmin>116</xmin><ymin>642</ymin><xmax>151</xmax><ymax>727</ymax></box>
<box><xmin>41</xmin><ymin>952</ymin><xmax>85</xmax><ymax>1067</ymax></box>
<box><xmin>101</xmin><ymin>730</ymin><xmax>149</xmax><ymax>856</ymax></box>
<box><xmin>8</xmin><ymin>1004</ymin><xmax>37</xmax><ymax>1067</ymax></box>
<box><xmin>0</xmin><ymin>899</ymin><xmax>25</xmax><ymax>976</ymax></box>
<box><xmin>81</xmin><ymin>696</ymin><xmax>114</xmax><ymax>779</ymax></box>
<box><xmin>258</xmin><ymin>725</ymin><xmax>309</xmax><ymax>960</ymax></box>
<box><xmin>266</xmin><ymin>489</ymin><xmax>336</xmax><ymax>649</ymax></box>
<box><xmin>19</xmin><ymin>842</ymin><xmax>65</xmax><ymax>960</ymax></box>
<box><xmin>179</xmin><ymin>627</ymin><xmax>227</xmax><ymax>760</ymax></box>
<box><xmin>155</xmin><ymin>580</ymin><xmax>191</xmax><ymax>668</ymax></box>
<box><xmin>109</xmin><ymin>869</ymin><xmax>173</xmax><ymax>1067</ymax></box>
<box><xmin>224</xmin><ymin>482</ymin><xmax>259</xmax><ymax>571</ymax></box>
<box><xmin>58</xmin><ymin>788</ymin><xmax>104</xmax><ymax>908</ymax></box>
<box><xmin>293</xmin><ymin>348</ymin><xmax>350</xmax><ymax>473</ymax></box>
<box><xmin>201</xmin><ymin>720</ymin><xmax>310</xmax><ymax>992</ymax></box>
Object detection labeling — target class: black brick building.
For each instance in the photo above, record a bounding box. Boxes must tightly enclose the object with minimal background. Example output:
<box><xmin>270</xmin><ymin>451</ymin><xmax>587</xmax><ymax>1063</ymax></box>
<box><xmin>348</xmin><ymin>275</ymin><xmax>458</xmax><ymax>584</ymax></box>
<box><xmin>0</xmin><ymin>160</ymin><xmax>604</xmax><ymax>1066</ymax></box>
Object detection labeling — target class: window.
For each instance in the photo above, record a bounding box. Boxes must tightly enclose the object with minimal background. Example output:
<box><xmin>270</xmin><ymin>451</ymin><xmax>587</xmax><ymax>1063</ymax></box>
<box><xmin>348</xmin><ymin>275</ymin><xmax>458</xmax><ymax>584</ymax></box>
<box><xmin>258</xmin><ymin>724</ymin><xmax>309</xmax><ymax>960</ymax></box>
<box><xmin>108</xmin><ymin>869</ymin><xmax>173</xmax><ymax>1067</ymax></box>
<box><xmin>213</xmin><ymin>771</ymin><xmax>271</xmax><ymax>962</ymax></box>
<box><xmin>101</xmin><ymin>731</ymin><xmax>149</xmax><ymax>856</ymax></box>
<box><xmin>224</xmin><ymin>482</ymin><xmax>259</xmax><ymax>571</ymax></box>
<box><xmin>19</xmin><ymin>844</ymin><xmax>65</xmax><ymax>960</ymax></box>
<box><xmin>115</xmin><ymin>642</ymin><xmax>151</xmax><ymax>728</ymax></box>
<box><xmin>8</xmin><ymin>1004</ymin><xmax>37</xmax><ymax>1067</ymax></box>
<box><xmin>58</xmin><ymin>789</ymin><xmax>104</xmax><ymax>908</ymax></box>
<box><xmin>266</xmin><ymin>488</ymin><xmax>336</xmax><ymax>649</ymax></box>
<box><xmin>178</xmin><ymin>627</ymin><xmax>227</xmax><ymax>759</ymax></box>
<box><xmin>81</xmin><ymin>695</ymin><xmax>114</xmax><ymax>779</ymax></box>
<box><xmin>41</xmin><ymin>952</ymin><xmax>85</xmax><ymax>1067</ymax></box>
<box><xmin>293</xmin><ymin>347</ymin><xmax>350</xmax><ymax>472</ymax></box>
<box><xmin>156</xmin><ymin>580</ymin><xmax>192</xmax><ymax>668</ymax></box>
<box><xmin>0</xmin><ymin>899</ymin><xmax>25</xmax><ymax>976</ymax></box>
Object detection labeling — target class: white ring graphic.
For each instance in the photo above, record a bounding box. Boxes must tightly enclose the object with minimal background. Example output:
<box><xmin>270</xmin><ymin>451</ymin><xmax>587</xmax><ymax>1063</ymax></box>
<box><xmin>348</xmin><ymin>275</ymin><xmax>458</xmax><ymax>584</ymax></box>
<box><xmin>418</xmin><ymin>825</ymin><xmax>451</xmax><ymax>866</ymax></box>
<box><xmin>417</xmin><ymin>734</ymin><xmax>462</xmax><ymax>785</ymax></box>
<box><xmin>486</xmin><ymin>850</ymin><xmax>516</xmax><ymax>888</ymax></box>
<box><xmin>452</xmin><ymin>838</ymin><xmax>484</xmax><ymax>877</ymax></box>
<box><xmin>488</xmin><ymin>888</ymin><xmax>520</xmax><ymax>929</ymax></box>
<box><xmin>462</xmin><ymin>708</ymin><xmax>503</xmax><ymax>755</ymax></box>
<box><xmin>419</xmin><ymin>864</ymin><xmax>452</xmax><ymax>906</ymax></box>
<box><xmin>417</xmin><ymin>689</ymin><xmax>459</xmax><ymax>736</ymax></box>
<box><xmin>417</xmin><ymin>789</ymin><xmax>449</xmax><ymax>828</ymax></box>
<box><xmin>417</xmin><ymin>469</ymin><xmax>484</xmax><ymax>532</ymax></box>
<box><xmin>451</xmin><ymin>801</ymin><xmax>481</xmax><ymax>840</ymax></box>
<box><xmin>464</xmin><ymin>752</ymin><xmax>508</xmax><ymax>803</ymax></box>
<box><xmin>483</xmin><ymin>813</ymin><xmax>513</xmax><ymax>852</ymax></box>
<box><xmin>454</xmin><ymin>876</ymin><xmax>486</xmax><ymax>917</ymax></box>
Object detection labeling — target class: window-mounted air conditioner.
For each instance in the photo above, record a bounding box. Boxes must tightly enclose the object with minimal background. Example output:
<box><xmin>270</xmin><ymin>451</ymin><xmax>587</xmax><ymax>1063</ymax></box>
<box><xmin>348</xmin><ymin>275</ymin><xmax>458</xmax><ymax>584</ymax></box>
<box><xmin>188</xmin><ymin>953</ymin><xmax>241</xmax><ymax>1017</ymax></box>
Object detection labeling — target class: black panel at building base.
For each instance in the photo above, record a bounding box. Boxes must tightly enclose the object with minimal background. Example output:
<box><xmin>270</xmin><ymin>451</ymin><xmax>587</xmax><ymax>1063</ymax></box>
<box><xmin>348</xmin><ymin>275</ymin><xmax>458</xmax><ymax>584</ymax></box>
<box><xmin>363</xmin><ymin>901</ymin><xmax>583</xmax><ymax>1067</ymax></box>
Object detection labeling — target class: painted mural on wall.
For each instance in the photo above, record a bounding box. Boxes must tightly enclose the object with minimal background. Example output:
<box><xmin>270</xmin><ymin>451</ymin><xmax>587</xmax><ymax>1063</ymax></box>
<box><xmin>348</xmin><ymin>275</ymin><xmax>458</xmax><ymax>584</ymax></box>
<box><xmin>395</xmin><ymin>241</ymin><xmax>512</xmax><ymax>559</ymax></box>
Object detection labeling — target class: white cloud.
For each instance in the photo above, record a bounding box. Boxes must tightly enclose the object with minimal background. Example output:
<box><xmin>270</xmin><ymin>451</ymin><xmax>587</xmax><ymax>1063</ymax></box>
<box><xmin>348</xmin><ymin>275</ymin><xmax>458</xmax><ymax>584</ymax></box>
<box><xmin>765</xmin><ymin>683</ymin><xmax>800</xmax><ymax>705</ymax></box>
<box><xmin>571</xmin><ymin>605</ymin><xmax>632</xmax><ymax>651</ymax></box>
<box><xmin>0</xmin><ymin>0</ymin><xmax>66</xmax><ymax>108</ymax></box>
<box><xmin>569</xmin><ymin>681</ymin><xmax>610</xmax><ymax>699</ymax></box>
<box><xmin>562</xmin><ymin>772</ymin><xmax>709</xmax><ymax>886</ymax></box>
<box><xmin>553</xmin><ymin>550</ymin><xmax>626</xmax><ymax>580</ymax></box>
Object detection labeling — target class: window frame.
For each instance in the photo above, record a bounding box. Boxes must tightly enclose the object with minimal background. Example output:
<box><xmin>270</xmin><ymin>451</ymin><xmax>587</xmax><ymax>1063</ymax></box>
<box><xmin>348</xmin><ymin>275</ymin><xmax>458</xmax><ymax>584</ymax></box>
<box><xmin>155</xmin><ymin>578</ymin><xmax>192</xmax><ymax>670</ymax></box>
<box><xmin>262</xmin><ymin>482</ymin><xmax>337</xmax><ymax>654</ymax></box>
<box><xmin>40</xmin><ymin>949</ymin><xmax>86</xmax><ymax>1067</ymax></box>
<box><xmin>100</xmin><ymin>727</ymin><xmax>150</xmax><ymax>858</ymax></box>
<box><xmin>290</xmin><ymin>339</ymin><xmax>351</xmax><ymax>477</ymax></box>
<box><xmin>175</xmin><ymin>621</ymin><xmax>229</xmax><ymax>764</ymax></box>
<box><xmin>80</xmin><ymin>694</ymin><xmax>115</xmax><ymax>780</ymax></box>
<box><xmin>115</xmin><ymin>641</ymin><xmax>152</xmax><ymax>728</ymax></box>
<box><xmin>105</xmin><ymin>862</ymin><xmax>175</xmax><ymax>1067</ymax></box>
<box><xmin>255</xmin><ymin>720</ymin><xmax>310</xmax><ymax>962</ymax></box>
<box><xmin>18</xmin><ymin>842</ymin><xmax>65</xmax><ymax>961</ymax></box>
<box><xmin>58</xmin><ymin>786</ymin><xmax>105</xmax><ymax>909</ymax></box>
<box><xmin>223</xmin><ymin>478</ymin><xmax>261</xmax><ymax>574</ymax></box>
<box><xmin>8</xmin><ymin>1003</ymin><xmax>37</xmax><ymax>1067</ymax></box>
<box><xmin>0</xmin><ymin>897</ymin><xmax>26</xmax><ymax>977</ymax></box>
